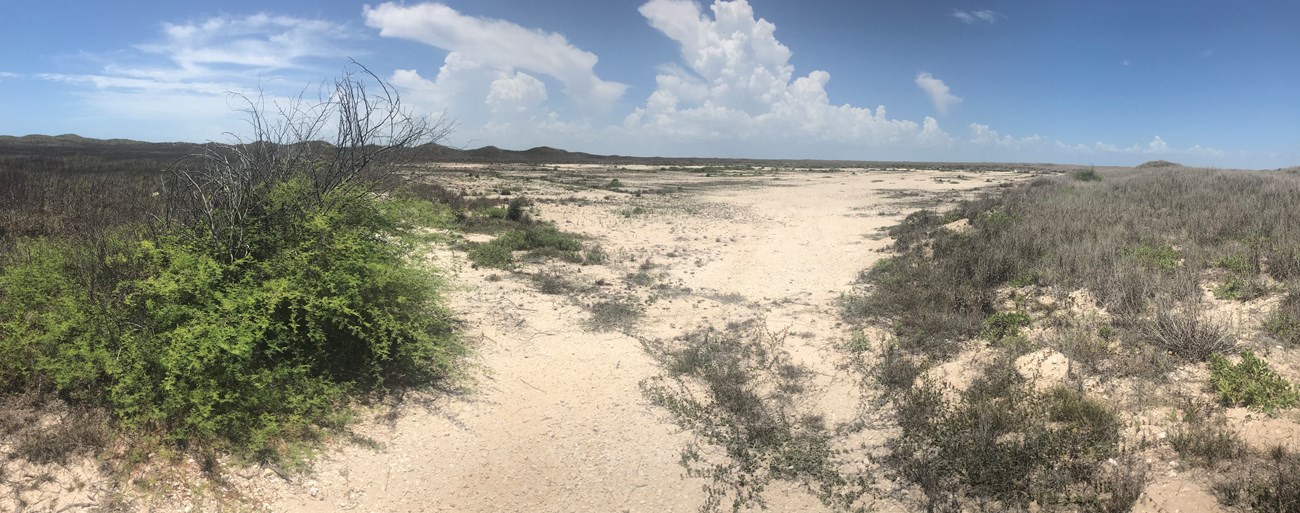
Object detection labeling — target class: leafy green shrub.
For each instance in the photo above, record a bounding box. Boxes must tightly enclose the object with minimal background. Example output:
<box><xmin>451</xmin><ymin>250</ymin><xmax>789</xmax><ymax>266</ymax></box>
<box><xmin>582</xmin><ymin>244</ymin><xmax>608</xmax><ymax>265</ymax></box>
<box><xmin>466</xmin><ymin>240</ymin><xmax>515</xmax><ymax>269</ymax></box>
<box><xmin>465</xmin><ymin>224</ymin><xmax>585</xmax><ymax>269</ymax></box>
<box><xmin>0</xmin><ymin>184</ymin><xmax>461</xmax><ymax>457</ymax></box>
<box><xmin>1216</xmin><ymin>254</ymin><xmax>1257</xmax><ymax>275</ymax></box>
<box><xmin>982</xmin><ymin>311</ymin><xmax>1032</xmax><ymax>341</ymax></box>
<box><xmin>1209</xmin><ymin>350</ymin><xmax>1300</xmax><ymax>414</ymax></box>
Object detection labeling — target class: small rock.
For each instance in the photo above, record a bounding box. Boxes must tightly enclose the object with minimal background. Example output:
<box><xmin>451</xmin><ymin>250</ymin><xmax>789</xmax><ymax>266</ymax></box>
<box><xmin>310</xmin><ymin>487</ymin><xmax>319</xmax><ymax>497</ymax></box>
<box><xmin>1157</xmin><ymin>431</ymin><xmax>1168</xmax><ymax>440</ymax></box>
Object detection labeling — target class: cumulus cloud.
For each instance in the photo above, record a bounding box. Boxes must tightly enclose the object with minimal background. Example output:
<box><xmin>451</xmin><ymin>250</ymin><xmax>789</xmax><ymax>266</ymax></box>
<box><xmin>363</xmin><ymin>2</ymin><xmax>626</xmax><ymax>110</ymax></box>
<box><xmin>951</xmin><ymin>9</ymin><xmax>1000</xmax><ymax>24</ymax></box>
<box><xmin>624</xmin><ymin>0</ymin><xmax>950</xmax><ymax>155</ymax></box>
<box><xmin>915</xmin><ymin>72</ymin><xmax>962</xmax><ymax>115</ymax></box>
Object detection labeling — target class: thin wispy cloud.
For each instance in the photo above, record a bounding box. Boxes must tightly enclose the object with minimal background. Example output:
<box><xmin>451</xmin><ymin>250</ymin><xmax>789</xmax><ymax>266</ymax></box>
<box><xmin>1121</xmin><ymin>58</ymin><xmax>1132</xmax><ymax>66</ymax></box>
<box><xmin>26</xmin><ymin>14</ymin><xmax>361</xmax><ymax>141</ymax></box>
<box><xmin>915</xmin><ymin>72</ymin><xmax>962</xmax><ymax>115</ymax></box>
<box><xmin>951</xmin><ymin>9</ymin><xmax>1000</xmax><ymax>25</ymax></box>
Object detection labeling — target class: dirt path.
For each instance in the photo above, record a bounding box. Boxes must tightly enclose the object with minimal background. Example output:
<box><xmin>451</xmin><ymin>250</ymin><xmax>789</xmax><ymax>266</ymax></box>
<box><xmin>263</xmin><ymin>167</ymin><xmax>1024</xmax><ymax>512</ymax></box>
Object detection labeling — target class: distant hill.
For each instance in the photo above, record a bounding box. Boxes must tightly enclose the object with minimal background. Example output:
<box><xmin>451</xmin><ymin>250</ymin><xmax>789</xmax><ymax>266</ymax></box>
<box><xmin>0</xmin><ymin>134</ymin><xmax>209</xmax><ymax>162</ymax></box>
<box><xmin>2</xmin><ymin>133</ymin><xmax>1071</xmax><ymax>171</ymax></box>
<box><xmin>1135</xmin><ymin>159</ymin><xmax>1182</xmax><ymax>168</ymax></box>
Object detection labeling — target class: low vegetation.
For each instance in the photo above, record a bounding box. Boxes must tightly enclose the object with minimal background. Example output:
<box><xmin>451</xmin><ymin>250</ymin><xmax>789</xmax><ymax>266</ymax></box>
<box><xmin>885</xmin><ymin>354</ymin><xmax>1135</xmax><ymax>511</ymax></box>
<box><xmin>1209</xmin><ymin>350</ymin><xmax>1300</xmax><ymax>414</ymax></box>
<box><xmin>847</xmin><ymin>167</ymin><xmax>1300</xmax><ymax>510</ymax></box>
<box><xmin>640</xmin><ymin>322</ymin><xmax>868</xmax><ymax>512</ymax></box>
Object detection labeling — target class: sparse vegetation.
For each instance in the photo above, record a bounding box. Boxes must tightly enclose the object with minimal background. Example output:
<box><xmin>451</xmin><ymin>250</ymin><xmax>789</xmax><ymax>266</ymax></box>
<box><xmin>1169</xmin><ymin>399</ymin><xmax>1246</xmax><ymax>467</ymax></box>
<box><xmin>884</xmin><ymin>356</ymin><xmax>1128</xmax><ymax>511</ymax></box>
<box><xmin>640</xmin><ymin>322</ymin><xmax>868</xmax><ymax>512</ymax></box>
<box><xmin>584</xmin><ymin>297</ymin><xmax>644</xmax><ymax>332</ymax></box>
<box><xmin>848</xmin><ymin>167</ymin><xmax>1300</xmax><ymax>511</ymax></box>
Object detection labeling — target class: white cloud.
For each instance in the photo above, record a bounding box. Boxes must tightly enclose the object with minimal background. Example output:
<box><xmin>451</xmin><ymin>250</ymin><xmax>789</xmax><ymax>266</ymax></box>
<box><xmin>624</xmin><ymin>0</ymin><xmax>950</xmax><ymax>155</ymax></box>
<box><xmin>129</xmin><ymin>14</ymin><xmax>358</xmax><ymax>79</ymax></box>
<box><xmin>363</xmin><ymin>2</ymin><xmax>626</xmax><ymax>110</ymax></box>
<box><xmin>915</xmin><ymin>72</ymin><xmax>962</xmax><ymax>115</ymax></box>
<box><xmin>28</xmin><ymin>14</ymin><xmax>359</xmax><ymax>141</ymax></box>
<box><xmin>1121</xmin><ymin>58</ymin><xmax>1132</xmax><ymax>66</ymax></box>
<box><xmin>951</xmin><ymin>9</ymin><xmax>1000</xmax><ymax>25</ymax></box>
<box><xmin>1052</xmin><ymin>135</ymin><xmax>1226</xmax><ymax>161</ymax></box>
<box><xmin>969</xmin><ymin>123</ymin><xmax>1042</xmax><ymax>149</ymax></box>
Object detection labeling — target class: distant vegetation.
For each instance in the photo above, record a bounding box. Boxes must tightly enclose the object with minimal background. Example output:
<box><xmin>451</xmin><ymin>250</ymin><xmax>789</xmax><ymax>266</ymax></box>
<box><xmin>1136</xmin><ymin>159</ymin><xmax>1182</xmax><ymax>168</ymax></box>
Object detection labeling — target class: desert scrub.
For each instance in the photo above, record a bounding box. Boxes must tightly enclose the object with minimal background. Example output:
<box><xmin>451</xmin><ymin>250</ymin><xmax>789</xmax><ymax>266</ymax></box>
<box><xmin>849</xmin><ymin>167</ymin><xmax>1300</xmax><ymax>363</ymax></box>
<box><xmin>640</xmin><ymin>323</ymin><xmax>869</xmax><ymax>512</ymax></box>
<box><xmin>1264</xmin><ymin>287</ymin><xmax>1300</xmax><ymax>345</ymax></box>
<box><xmin>1143</xmin><ymin>303</ymin><xmax>1235</xmax><ymax>361</ymax></box>
<box><xmin>584</xmin><ymin>297</ymin><xmax>644</xmax><ymax>332</ymax></box>
<box><xmin>884</xmin><ymin>356</ymin><xmax>1128</xmax><ymax>511</ymax></box>
<box><xmin>465</xmin><ymin>224</ymin><xmax>585</xmax><ymax>269</ymax></box>
<box><xmin>1168</xmin><ymin>399</ymin><xmax>1246</xmax><ymax>468</ymax></box>
<box><xmin>1209</xmin><ymin>350</ymin><xmax>1300</xmax><ymax>414</ymax></box>
<box><xmin>1070</xmin><ymin>168</ymin><xmax>1102</xmax><ymax>182</ymax></box>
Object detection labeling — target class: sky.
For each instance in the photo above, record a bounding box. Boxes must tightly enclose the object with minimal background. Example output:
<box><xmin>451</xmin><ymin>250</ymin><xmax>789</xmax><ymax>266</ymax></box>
<box><xmin>1</xmin><ymin>1</ymin><xmax>1297</xmax><ymax>168</ymax></box>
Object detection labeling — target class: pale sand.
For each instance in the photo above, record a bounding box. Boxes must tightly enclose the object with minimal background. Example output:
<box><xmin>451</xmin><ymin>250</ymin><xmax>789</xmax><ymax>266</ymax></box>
<box><xmin>257</xmin><ymin>167</ymin><xmax>1022</xmax><ymax>513</ymax></box>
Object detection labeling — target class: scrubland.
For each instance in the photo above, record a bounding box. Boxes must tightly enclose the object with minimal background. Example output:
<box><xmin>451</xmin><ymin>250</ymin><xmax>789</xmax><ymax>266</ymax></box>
<box><xmin>4</xmin><ymin>122</ymin><xmax>1300</xmax><ymax>513</ymax></box>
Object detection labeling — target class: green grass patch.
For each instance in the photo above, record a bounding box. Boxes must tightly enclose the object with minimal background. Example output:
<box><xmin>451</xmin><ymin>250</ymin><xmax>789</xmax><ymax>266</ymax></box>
<box><xmin>1209</xmin><ymin>350</ymin><xmax>1300</xmax><ymax>414</ymax></box>
<box><xmin>1125</xmin><ymin>243</ymin><xmax>1181</xmax><ymax>270</ymax></box>
<box><xmin>981</xmin><ymin>311</ymin><xmax>1032</xmax><ymax>341</ymax></box>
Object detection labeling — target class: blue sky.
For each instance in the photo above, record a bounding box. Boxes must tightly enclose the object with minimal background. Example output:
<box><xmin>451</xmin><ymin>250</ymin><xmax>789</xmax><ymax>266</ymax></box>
<box><xmin>1</xmin><ymin>1</ymin><xmax>1297</xmax><ymax>168</ymax></box>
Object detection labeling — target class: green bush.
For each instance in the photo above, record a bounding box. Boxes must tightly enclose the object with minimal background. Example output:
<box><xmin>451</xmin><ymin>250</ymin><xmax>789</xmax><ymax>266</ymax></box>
<box><xmin>1209</xmin><ymin>350</ymin><xmax>1300</xmax><ymax>414</ymax></box>
<box><xmin>0</xmin><ymin>183</ymin><xmax>461</xmax><ymax>457</ymax></box>
<box><xmin>981</xmin><ymin>311</ymin><xmax>1032</xmax><ymax>341</ymax></box>
<box><xmin>465</xmin><ymin>224</ymin><xmax>585</xmax><ymax>270</ymax></box>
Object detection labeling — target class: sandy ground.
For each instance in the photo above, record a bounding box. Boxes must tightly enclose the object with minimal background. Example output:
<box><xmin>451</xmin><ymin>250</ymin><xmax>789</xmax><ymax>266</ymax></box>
<box><xmin>252</xmin><ymin>166</ymin><xmax>1022</xmax><ymax>513</ymax></box>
